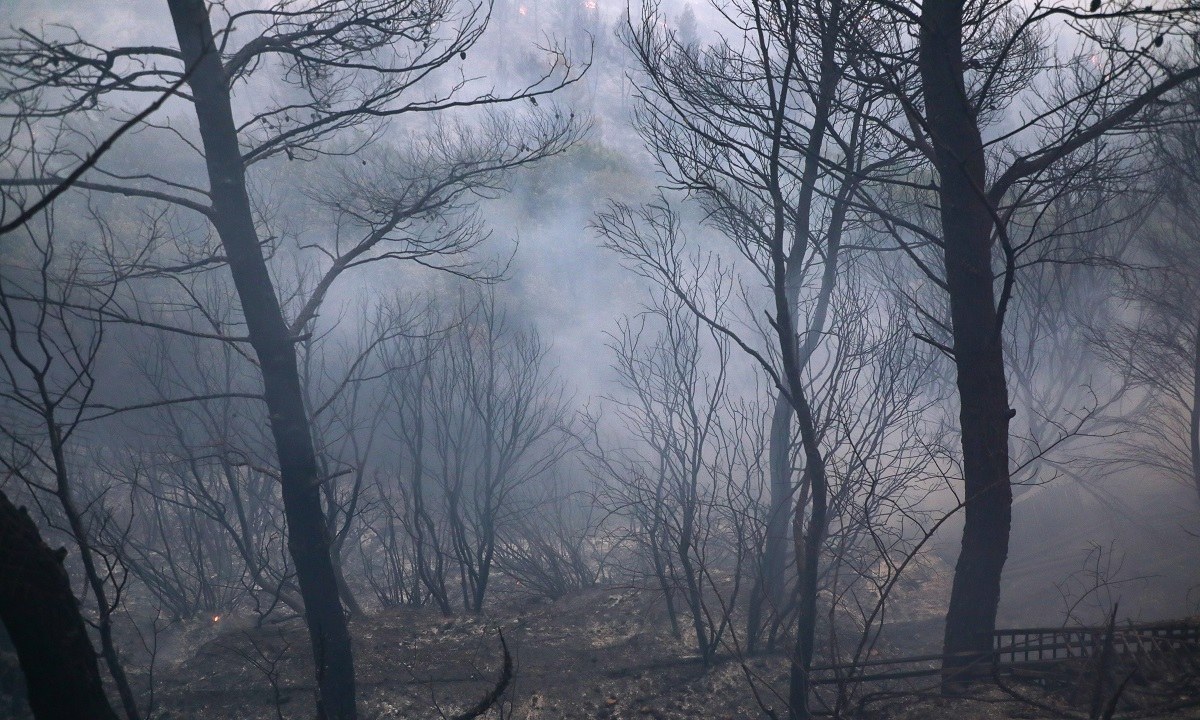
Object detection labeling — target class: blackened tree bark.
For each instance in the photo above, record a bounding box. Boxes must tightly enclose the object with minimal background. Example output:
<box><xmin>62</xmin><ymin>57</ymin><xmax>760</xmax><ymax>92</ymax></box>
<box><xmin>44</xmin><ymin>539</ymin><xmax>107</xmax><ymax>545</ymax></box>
<box><xmin>1192</xmin><ymin>322</ymin><xmax>1200</xmax><ymax>501</ymax></box>
<box><xmin>918</xmin><ymin>0</ymin><xmax>1014</xmax><ymax>687</ymax></box>
<box><xmin>784</xmin><ymin>416</ymin><xmax>828</xmax><ymax>720</ymax></box>
<box><xmin>165</xmin><ymin>1</ymin><xmax>356</xmax><ymax>717</ymax></box>
<box><xmin>912</xmin><ymin>0</ymin><xmax>1200</xmax><ymax>685</ymax></box>
<box><xmin>0</xmin><ymin>489</ymin><xmax>120</xmax><ymax>720</ymax></box>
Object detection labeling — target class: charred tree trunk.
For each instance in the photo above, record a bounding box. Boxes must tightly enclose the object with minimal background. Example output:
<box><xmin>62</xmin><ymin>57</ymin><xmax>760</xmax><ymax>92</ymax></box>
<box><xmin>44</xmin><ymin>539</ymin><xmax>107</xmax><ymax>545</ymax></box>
<box><xmin>747</xmin><ymin>390</ymin><xmax>794</xmax><ymax>653</ymax></box>
<box><xmin>750</xmin><ymin>0</ymin><xmax>845</xmax><ymax>656</ymax></box>
<box><xmin>774</xmin><ymin>75</ymin><xmax>836</xmax><ymax>719</ymax></box>
<box><xmin>771</xmin><ymin>3</ymin><xmax>841</xmax><ymax>712</ymax></box>
<box><xmin>1191</xmin><ymin>311</ymin><xmax>1200</xmax><ymax>503</ymax></box>
<box><xmin>0</xmin><ymin>489</ymin><xmax>120</xmax><ymax>720</ymax></box>
<box><xmin>166</xmin><ymin>2</ymin><xmax>356</xmax><ymax>717</ymax></box>
<box><xmin>785</xmin><ymin>411</ymin><xmax>828</xmax><ymax>720</ymax></box>
<box><xmin>919</xmin><ymin>0</ymin><xmax>1014</xmax><ymax>690</ymax></box>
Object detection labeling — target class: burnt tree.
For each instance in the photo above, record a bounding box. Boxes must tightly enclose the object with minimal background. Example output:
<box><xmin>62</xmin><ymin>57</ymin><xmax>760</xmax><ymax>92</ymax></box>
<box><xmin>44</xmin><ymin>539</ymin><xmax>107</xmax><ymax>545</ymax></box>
<box><xmin>0</xmin><ymin>489</ymin><xmax>119</xmax><ymax>720</ymax></box>
<box><xmin>166</xmin><ymin>3</ymin><xmax>356</xmax><ymax>715</ymax></box>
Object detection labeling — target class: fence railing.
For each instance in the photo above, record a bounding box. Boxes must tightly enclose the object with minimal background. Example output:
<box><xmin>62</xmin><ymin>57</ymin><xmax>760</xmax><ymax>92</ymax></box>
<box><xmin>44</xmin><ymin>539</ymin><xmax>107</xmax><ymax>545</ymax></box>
<box><xmin>992</xmin><ymin>622</ymin><xmax>1200</xmax><ymax>665</ymax></box>
<box><xmin>806</xmin><ymin>620</ymin><xmax>1200</xmax><ymax>687</ymax></box>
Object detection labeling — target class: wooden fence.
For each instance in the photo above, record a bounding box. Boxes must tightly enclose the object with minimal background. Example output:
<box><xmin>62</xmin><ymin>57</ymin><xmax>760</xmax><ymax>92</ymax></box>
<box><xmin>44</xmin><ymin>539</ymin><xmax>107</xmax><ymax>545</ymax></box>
<box><xmin>992</xmin><ymin>622</ymin><xmax>1200</xmax><ymax>665</ymax></box>
<box><xmin>806</xmin><ymin>620</ymin><xmax>1200</xmax><ymax>687</ymax></box>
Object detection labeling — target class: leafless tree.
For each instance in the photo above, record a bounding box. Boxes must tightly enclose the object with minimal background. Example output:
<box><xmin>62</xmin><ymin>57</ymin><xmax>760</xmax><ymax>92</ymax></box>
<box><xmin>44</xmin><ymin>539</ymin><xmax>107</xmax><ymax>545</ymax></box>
<box><xmin>595</xmin><ymin>190</ymin><xmax>844</xmax><ymax>715</ymax></box>
<box><xmin>588</xmin><ymin>288</ymin><xmax>745</xmax><ymax>665</ymax></box>
<box><xmin>424</xmin><ymin>291</ymin><xmax>573</xmax><ymax>612</ymax></box>
<box><xmin>301</xmin><ymin>309</ymin><xmax>418</xmax><ymax>617</ymax></box>
<box><xmin>0</xmin><ymin>486</ymin><xmax>120</xmax><ymax>720</ymax></box>
<box><xmin>1</xmin><ymin>1</ymin><xmax>586</xmax><ymax>713</ymax></box>
<box><xmin>845</xmin><ymin>0</ymin><xmax>1200</xmax><ymax>686</ymax></box>
<box><xmin>357</xmin><ymin>467</ymin><xmax>433</xmax><ymax>609</ymax></box>
<box><xmin>492</xmin><ymin>484</ymin><xmax>605</xmax><ymax>602</ymax></box>
<box><xmin>605</xmin><ymin>0</ymin><xmax>911</xmax><ymax>712</ymax></box>
<box><xmin>0</xmin><ymin>71</ymin><xmax>230</xmax><ymax>720</ymax></box>
<box><xmin>100</xmin><ymin>320</ymin><xmax>301</xmax><ymax>624</ymax></box>
<box><xmin>618</xmin><ymin>0</ymin><xmax>892</xmax><ymax>665</ymax></box>
<box><xmin>0</xmin><ymin>197</ymin><xmax>141</xmax><ymax>719</ymax></box>
<box><xmin>1090</xmin><ymin>89</ymin><xmax>1200</xmax><ymax>505</ymax></box>
<box><xmin>805</xmin><ymin>284</ymin><xmax>955</xmax><ymax>713</ymax></box>
<box><xmin>358</xmin><ymin>290</ymin><xmax>573</xmax><ymax>615</ymax></box>
<box><xmin>375</xmin><ymin>300</ymin><xmax>456</xmax><ymax>613</ymax></box>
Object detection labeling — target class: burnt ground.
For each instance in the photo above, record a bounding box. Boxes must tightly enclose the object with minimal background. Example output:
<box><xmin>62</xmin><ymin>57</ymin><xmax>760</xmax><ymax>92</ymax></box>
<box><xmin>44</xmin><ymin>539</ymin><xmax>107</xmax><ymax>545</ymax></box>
<box><xmin>129</xmin><ymin>582</ymin><xmax>1200</xmax><ymax>720</ymax></box>
<box><xmin>151</xmin><ymin>586</ymin><xmax>789</xmax><ymax>720</ymax></box>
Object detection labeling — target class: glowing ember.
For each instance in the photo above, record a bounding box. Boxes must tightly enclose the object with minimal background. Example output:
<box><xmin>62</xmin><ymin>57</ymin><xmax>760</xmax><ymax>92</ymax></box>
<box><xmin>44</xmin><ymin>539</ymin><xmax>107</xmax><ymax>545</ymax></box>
<box><xmin>212</xmin><ymin>615</ymin><xmax>221</xmax><ymax>623</ymax></box>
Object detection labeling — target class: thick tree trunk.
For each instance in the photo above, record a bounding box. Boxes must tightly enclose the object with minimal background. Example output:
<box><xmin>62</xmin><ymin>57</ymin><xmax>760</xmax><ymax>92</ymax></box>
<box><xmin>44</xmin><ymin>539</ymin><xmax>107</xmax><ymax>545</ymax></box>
<box><xmin>919</xmin><ymin>0</ymin><xmax>1014</xmax><ymax>690</ymax></box>
<box><xmin>1190</xmin><ymin>311</ymin><xmax>1200</xmax><ymax>504</ymax></box>
<box><xmin>166</xmin><ymin>2</ymin><xmax>357</xmax><ymax>717</ymax></box>
<box><xmin>0</xmin><ymin>489</ymin><xmax>120</xmax><ymax>720</ymax></box>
